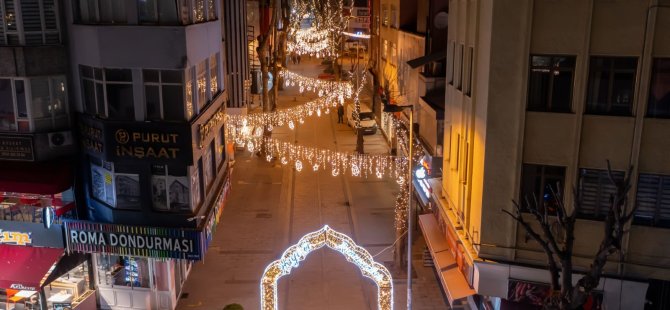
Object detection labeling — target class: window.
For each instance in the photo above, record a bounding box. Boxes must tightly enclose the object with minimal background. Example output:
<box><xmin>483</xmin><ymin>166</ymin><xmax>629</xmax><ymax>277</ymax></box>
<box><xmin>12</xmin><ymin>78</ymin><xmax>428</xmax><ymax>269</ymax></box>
<box><xmin>647</xmin><ymin>58</ymin><xmax>670</xmax><ymax>118</ymax></box>
<box><xmin>216</xmin><ymin>125</ymin><xmax>225</xmax><ymax>169</ymax></box>
<box><xmin>185</xmin><ymin>67</ymin><xmax>194</xmax><ymax>119</ymax></box>
<box><xmin>209</xmin><ymin>54</ymin><xmax>219</xmax><ymax>96</ymax></box>
<box><xmin>0</xmin><ymin>77</ymin><xmax>67</xmax><ymax>132</ymax></box>
<box><xmin>520</xmin><ymin>164</ymin><xmax>566</xmax><ymax>214</ymax></box>
<box><xmin>96</xmin><ymin>255</ymin><xmax>150</xmax><ymax>288</ymax></box>
<box><xmin>0</xmin><ymin>78</ymin><xmax>27</xmax><ymax>131</ymax></box>
<box><xmin>196</xmin><ymin>61</ymin><xmax>207</xmax><ymax>110</ymax></box>
<box><xmin>191</xmin><ymin>165</ymin><xmax>201</xmax><ymax>207</ymax></box>
<box><xmin>586</xmin><ymin>57</ymin><xmax>637</xmax><ymax>116</ymax></box>
<box><xmin>207</xmin><ymin>0</ymin><xmax>215</xmax><ymax>20</ymax></box>
<box><xmin>81</xmin><ymin>65</ymin><xmax>134</xmax><ymax>120</ymax></box>
<box><xmin>115</xmin><ymin>173</ymin><xmax>141</xmax><ymax>209</ymax></box>
<box><xmin>527</xmin><ymin>56</ymin><xmax>575</xmax><ymax>113</ymax></box>
<box><xmin>447</xmin><ymin>41</ymin><xmax>455</xmax><ymax>85</ymax></box>
<box><xmin>138</xmin><ymin>0</ymin><xmax>180</xmax><ymax>25</ymax></box>
<box><xmin>390</xmin><ymin>5</ymin><xmax>397</xmax><ymax>28</ymax></box>
<box><xmin>577</xmin><ymin>168</ymin><xmax>624</xmax><ymax>220</ymax></box>
<box><xmin>202</xmin><ymin>142</ymin><xmax>214</xmax><ymax>190</ymax></box>
<box><xmin>635</xmin><ymin>173</ymin><xmax>670</xmax><ymax>228</ymax></box>
<box><xmin>0</xmin><ymin>0</ymin><xmax>60</xmax><ymax>45</ymax></box>
<box><xmin>192</xmin><ymin>0</ymin><xmax>205</xmax><ymax>23</ymax></box>
<box><xmin>455</xmin><ymin>44</ymin><xmax>463</xmax><ymax>90</ymax></box>
<box><xmin>381</xmin><ymin>5</ymin><xmax>388</xmax><ymax>26</ymax></box>
<box><xmin>382</xmin><ymin>40</ymin><xmax>388</xmax><ymax>60</ymax></box>
<box><xmin>143</xmin><ymin>69</ymin><xmax>185</xmax><ymax>121</ymax></box>
<box><xmin>464</xmin><ymin>47</ymin><xmax>474</xmax><ymax>96</ymax></box>
<box><xmin>74</xmin><ymin>0</ymin><xmax>127</xmax><ymax>24</ymax></box>
<box><xmin>151</xmin><ymin>164</ymin><xmax>190</xmax><ymax>212</ymax></box>
<box><xmin>30</xmin><ymin>77</ymin><xmax>69</xmax><ymax>131</ymax></box>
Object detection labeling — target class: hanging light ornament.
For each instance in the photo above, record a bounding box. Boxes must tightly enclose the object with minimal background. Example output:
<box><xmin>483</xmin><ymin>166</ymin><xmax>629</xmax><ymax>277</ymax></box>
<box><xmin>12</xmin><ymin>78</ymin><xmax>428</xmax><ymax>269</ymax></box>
<box><xmin>281</xmin><ymin>156</ymin><xmax>288</xmax><ymax>165</ymax></box>
<box><xmin>313</xmin><ymin>163</ymin><xmax>319</xmax><ymax>171</ymax></box>
<box><xmin>295</xmin><ymin>160</ymin><xmax>303</xmax><ymax>172</ymax></box>
<box><xmin>317</xmin><ymin>109</ymin><xmax>321</xmax><ymax>117</ymax></box>
<box><xmin>266</xmin><ymin>154</ymin><xmax>273</xmax><ymax>162</ymax></box>
<box><xmin>247</xmin><ymin>141</ymin><xmax>255</xmax><ymax>153</ymax></box>
<box><xmin>351</xmin><ymin>163</ymin><xmax>360</xmax><ymax>177</ymax></box>
<box><xmin>332</xmin><ymin>167</ymin><xmax>340</xmax><ymax>177</ymax></box>
<box><xmin>288</xmin><ymin>120</ymin><xmax>295</xmax><ymax>130</ymax></box>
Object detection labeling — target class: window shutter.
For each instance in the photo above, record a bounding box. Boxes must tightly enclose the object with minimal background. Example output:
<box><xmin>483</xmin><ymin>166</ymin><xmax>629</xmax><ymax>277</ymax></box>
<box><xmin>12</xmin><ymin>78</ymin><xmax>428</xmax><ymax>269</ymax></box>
<box><xmin>659</xmin><ymin>177</ymin><xmax>670</xmax><ymax>224</ymax></box>
<box><xmin>579</xmin><ymin>169</ymin><xmax>624</xmax><ymax>219</ymax></box>
<box><xmin>43</xmin><ymin>0</ymin><xmax>59</xmax><ymax>44</ymax></box>
<box><xmin>21</xmin><ymin>0</ymin><xmax>43</xmax><ymax>45</ymax></box>
<box><xmin>636</xmin><ymin>174</ymin><xmax>660</xmax><ymax>224</ymax></box>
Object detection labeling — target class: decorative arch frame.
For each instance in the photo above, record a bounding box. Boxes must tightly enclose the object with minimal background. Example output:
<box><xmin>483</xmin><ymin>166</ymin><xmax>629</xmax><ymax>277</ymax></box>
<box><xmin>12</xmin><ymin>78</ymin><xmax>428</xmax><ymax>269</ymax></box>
<box><xmin>260</xmin><ymin>225</ymin><xmax>393</xmax><ymax>310</ymax></box>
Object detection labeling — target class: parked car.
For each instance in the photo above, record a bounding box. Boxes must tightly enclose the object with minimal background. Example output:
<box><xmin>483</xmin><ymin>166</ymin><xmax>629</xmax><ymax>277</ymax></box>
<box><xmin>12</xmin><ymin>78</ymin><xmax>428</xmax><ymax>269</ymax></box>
<box><xmin>345</xmin><ymin>102</ymin><xmax>377</xmax><ymax>135</ymax></box>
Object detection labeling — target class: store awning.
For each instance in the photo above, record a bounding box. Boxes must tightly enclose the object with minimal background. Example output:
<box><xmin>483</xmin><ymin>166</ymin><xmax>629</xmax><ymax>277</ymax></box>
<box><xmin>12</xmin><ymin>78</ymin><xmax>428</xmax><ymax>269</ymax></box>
<box><xmin>0</xmin><ymin>245</ymin><xmax>64</xmax><ymax>291</ymax></box>
<box><xmin>0</xmin><ymin>159</ymin><xmax>73</xmax><ymax>195</ymax></box>
<box><xmin>419</xmin><ymin>214</ymin><xmax>475</xmax><ymax>305</ymax></box>
<box><xmin>42</xmin><ymin>252</ymin><xmax>88</xmax><ymax>286</ymax></box>
<box><xmin>407</xmin><ymin>50</ymin><xmax>447</xmax><ymax>69</ymax></box>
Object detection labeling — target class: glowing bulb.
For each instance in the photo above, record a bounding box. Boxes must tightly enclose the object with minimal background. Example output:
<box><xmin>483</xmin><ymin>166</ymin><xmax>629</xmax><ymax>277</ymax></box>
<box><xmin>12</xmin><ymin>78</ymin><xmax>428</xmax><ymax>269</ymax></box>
<box><xmin>295</xmin><ymin>160</ymin><xmax>303</xmax><ymax>172</ymax></box>
<box><xmin>299</xmin><ymin>86</ymin><xmax>304</xmax><ymax>93</ymax></box>
<box><xmin>352</xmin><ymin>163</ymin><xmax>360</xmax><ymax>176</ymax></box>
<box><xmin>299</xmin><ymin>118</ymin><xmax>304</xmax><ymax>124</ymax></box>
<box><xmin>281</xmin><ymin>157</ymin><xmax>288</xmax><ymax>165</ymax></box>
<box><xmin>325</xmin><ymin>108</ymin><xmax>330</xmax><ymax>114</ymax></box>
<box><xmin>289</xmin><ymin>121</ymin><xmax>295</xmax><ymax>130</ymax></box>
<box><xmin>376</xmin><ymin>170</ymin><xmax>383</xmax><ymax>179</ymax></box>
<box><xmin>317</xmin><ymin>109</ymin><xmax>321</xmax><ymax>117</ymax></box>
<box><xmin>308</xmin><ymin>110</ymin><xmax>313</xmax><ymax>116</ymax></box>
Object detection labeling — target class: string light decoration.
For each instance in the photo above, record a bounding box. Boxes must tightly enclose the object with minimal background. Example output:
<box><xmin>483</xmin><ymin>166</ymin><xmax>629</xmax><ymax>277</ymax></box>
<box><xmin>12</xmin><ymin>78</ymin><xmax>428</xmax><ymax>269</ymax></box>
<box><xmin>260</xmin><ymin>225</ymin><xmax>393</xmax><ymax>310</ymax></box>
<box><xmin>342</xmin><ymin>31</ymin><xmax>371</xmax><ymax>39</ymax></box>
<box><xmin>286</xmin><ymin>0</ymin><xmax>354</xmax><ymax>57</ymax></box>
<box><xmin>260</xmin><ymin>137</ymin><xmax>406</xmax><ymax>181</ymax></box>
<box><xmin>280</xmin><ymin>68</ymin><xmax>353</xmax><ymax>98</ymax></box>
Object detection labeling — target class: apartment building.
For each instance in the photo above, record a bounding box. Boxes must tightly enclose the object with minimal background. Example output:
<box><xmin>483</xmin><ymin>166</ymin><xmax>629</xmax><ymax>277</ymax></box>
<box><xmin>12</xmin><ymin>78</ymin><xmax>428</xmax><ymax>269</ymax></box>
<box><xmin>0</xmin><ymin>0</ymin><xmax>96</xmax><ymax>309</ymax></box>
<box><xmin>416</xmin><ymin>0</ymin><xmax>670</xmax><ymax>309</ymax></box>
<box><xmin>59</xmin><ymin>1</ymin><xmax>231</xmax><ymax>309</ymax></box>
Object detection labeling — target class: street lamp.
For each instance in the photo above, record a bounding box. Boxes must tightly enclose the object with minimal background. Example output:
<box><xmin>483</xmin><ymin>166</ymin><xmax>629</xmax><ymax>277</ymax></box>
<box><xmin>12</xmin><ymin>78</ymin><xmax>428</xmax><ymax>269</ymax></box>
<box><xmin>382</xmin><ymin>102</ymin><xmax>414</xmax><ymax>310</ymax></box>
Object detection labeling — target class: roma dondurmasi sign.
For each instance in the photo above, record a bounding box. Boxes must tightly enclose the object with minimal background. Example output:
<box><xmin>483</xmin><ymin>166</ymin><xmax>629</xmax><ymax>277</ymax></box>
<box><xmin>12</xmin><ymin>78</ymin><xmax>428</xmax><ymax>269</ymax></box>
<box><xmin>64</xmin><ymin>221</ymin><xmax>203</xmax><ymax>260</ymax></box>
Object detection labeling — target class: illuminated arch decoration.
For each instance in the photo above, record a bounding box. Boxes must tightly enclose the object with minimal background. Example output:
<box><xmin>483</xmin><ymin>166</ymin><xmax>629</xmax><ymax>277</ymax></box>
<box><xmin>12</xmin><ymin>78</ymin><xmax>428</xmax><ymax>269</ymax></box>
<box><xmin>260</xmin><ymin>225</ymin><xmax>393</xmax><ymax>310</ymax></box>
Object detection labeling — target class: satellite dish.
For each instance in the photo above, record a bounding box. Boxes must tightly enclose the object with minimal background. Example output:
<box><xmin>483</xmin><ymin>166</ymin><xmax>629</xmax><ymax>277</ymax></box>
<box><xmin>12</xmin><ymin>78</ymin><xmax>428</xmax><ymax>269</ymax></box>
<box><xmin>434</xmin><ymin>12</ymin><xmax>448</xmax><ymax>29</ymax></box>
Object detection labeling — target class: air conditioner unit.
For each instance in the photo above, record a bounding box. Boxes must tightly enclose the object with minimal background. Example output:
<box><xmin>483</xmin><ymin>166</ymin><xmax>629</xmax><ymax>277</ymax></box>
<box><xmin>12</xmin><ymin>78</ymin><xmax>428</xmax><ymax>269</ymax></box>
<box><xmin>48</xmin><ymin>131</ymin><xmax>73</xmax><ymax>148</ymax></box>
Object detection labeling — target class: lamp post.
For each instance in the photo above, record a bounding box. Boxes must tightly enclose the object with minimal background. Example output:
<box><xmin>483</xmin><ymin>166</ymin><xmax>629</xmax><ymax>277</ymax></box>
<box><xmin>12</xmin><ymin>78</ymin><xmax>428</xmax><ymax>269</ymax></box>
<box><xmin>383</xmin><ymin>103</ymin><xmax>414</xmax><ymax>310</ymax></box>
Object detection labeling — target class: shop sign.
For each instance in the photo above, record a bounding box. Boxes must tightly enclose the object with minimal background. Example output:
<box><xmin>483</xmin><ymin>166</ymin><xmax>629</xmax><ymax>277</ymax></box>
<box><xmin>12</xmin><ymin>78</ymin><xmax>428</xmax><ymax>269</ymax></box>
<box><xmin>64</xmin><ymin>221</ymin><xmax>203</xmax><ymax>260</ymax></box>
<box><xmin>78</xmin><ymin>118</ymin><xmax>104</xmax><ymax>155</ymax></box>
<box><xmin>204</xmin><ymin>174</ymin><xmax>232</xmax><ymax>248</ymax></box>
<box><xmin>107</xmin><ymin>122</ymin><xmax>192</xmax><ymax>164</ymax></box>
<box><xmin>0</xmin><ymin>135</ymin><xmax>34</xmax><ymax>161</ymax></box>
<box><xmin>0</xmin><ymin>220</ymin><xmax>64</xmax><ymax>247</ymax></box>
<box><xmin>0</xmin><ymin>230</ymin><xmax>32</xmax><ymax>246</ymax></box>
<box><xmin>198</xmin><ymin>108</ymin><xmax>225</xmax><ymax>148</ymax></box>
<box><xmin>78</xmin><ymin>115</ymin><xmax>193</xmax><ymax>164</ymax></box>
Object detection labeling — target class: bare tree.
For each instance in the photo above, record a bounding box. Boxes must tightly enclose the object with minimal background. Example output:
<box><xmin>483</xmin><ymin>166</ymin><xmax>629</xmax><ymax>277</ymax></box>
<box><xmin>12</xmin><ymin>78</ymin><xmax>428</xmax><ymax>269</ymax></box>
<box><xmin>503</xmin><ymin>161</ymin><xmax>636</xmax><ymax>309</ymax></box>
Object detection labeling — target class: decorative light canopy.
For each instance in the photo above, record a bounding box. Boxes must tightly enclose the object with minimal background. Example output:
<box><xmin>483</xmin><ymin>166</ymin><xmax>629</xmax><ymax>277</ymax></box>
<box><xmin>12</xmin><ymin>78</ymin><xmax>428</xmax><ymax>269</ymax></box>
<box><xmin>260</xmin><ymin>225</ymin><xmax>393</xmax><ymax>310</ymax></box>
<box><xmin>261</xmin><ymin>137</ymin><xmax>406</xmax><ymax>181</ymax></box>
<box><xmin>280</xmin><ymin>68</ymin><xmax>353</xmax><ymax>98</ymax></box>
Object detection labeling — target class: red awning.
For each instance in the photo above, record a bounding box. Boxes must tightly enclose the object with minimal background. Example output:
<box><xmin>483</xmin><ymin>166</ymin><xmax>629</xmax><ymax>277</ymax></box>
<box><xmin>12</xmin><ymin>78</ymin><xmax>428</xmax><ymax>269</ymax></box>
<box><xmin>0</xmin><ymin>245</ymin><xmax>64</xmax><ymax>291</ymax></box>
<box><xmin>0</xmin><ymin>159</ymin><xmax>73</xmax><ymax>195</ymax></box>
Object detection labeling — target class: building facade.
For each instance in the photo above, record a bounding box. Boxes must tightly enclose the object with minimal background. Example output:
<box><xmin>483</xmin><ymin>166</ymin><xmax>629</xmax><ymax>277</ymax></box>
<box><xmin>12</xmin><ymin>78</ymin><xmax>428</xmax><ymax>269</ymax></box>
<box><xmin>418</xmin><ymin>0</ymin><xmax>670</xmax><ymax>309</ymax></box>
<box><xmin>61</xmin><ymin>0</ymin><xmax>231</xmax><ymax>309</ymax></box>
<box><xmin>0</xmin><ymin>0</ymin><xmax>96</xmax><ymax>309</ymax></box>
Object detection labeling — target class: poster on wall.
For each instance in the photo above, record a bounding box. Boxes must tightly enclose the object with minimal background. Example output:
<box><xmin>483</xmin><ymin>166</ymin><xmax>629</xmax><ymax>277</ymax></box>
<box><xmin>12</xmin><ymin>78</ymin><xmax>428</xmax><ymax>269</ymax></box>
<box><xmin>115</xmin><ymin>174</ymin><xmax>141</xmax><ymax>209</ymax></box>
<box><xmin>168</xmin><ymin>176</ymin><xmax>190</xmax><ymax>211</ymax></box>
<box><xmin>507</xmin><ymin>279</ymin><xmax>551</xmax><ymax>306</ymax></box>
<box><xmin>151</xmin><ymin>176</ymin><xmax>168</xmax><ymax>210</ymax></box>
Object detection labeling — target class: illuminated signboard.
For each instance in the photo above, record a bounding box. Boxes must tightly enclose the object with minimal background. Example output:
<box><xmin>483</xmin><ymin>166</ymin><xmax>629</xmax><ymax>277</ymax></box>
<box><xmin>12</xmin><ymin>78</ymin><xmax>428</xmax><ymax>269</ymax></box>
<box><xmin>0</xmin><ymin>230</ymin><xmax>32</xmax><ymax>246</ymax></box>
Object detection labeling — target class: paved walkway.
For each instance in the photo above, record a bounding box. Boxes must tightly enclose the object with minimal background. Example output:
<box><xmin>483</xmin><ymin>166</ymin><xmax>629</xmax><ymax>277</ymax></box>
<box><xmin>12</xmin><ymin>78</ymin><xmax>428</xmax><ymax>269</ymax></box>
<box><xmin>177</xmin><ymin>58</ymin><xmax>449</xmax><ymax>310</ymax></box>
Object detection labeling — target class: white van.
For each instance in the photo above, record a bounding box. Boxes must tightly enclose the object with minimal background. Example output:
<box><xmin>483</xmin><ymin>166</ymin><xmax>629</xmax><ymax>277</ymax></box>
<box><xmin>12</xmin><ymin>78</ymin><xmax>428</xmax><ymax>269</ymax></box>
<box><xmin>346</xmin><ymin>102</ymin><xmax>377</xmax><ymax>135</ymax></box>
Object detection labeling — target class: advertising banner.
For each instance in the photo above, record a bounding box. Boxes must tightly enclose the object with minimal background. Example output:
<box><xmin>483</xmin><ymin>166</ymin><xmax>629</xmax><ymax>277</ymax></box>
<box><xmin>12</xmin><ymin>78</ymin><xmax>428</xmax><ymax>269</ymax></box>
<box><xmin>78</xmin><ymin>115</ymin><xmax>193</xmax><ymax>164</ymax></box>
<box><xmin>64</xmin><ymin>221</ymin><xmax>203</xmax><ymax>260</ymax></box>
<box><xmin>0</xmin><ymin>220</ymin><xmax>64</xmax><ymax>247</ymax></box>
